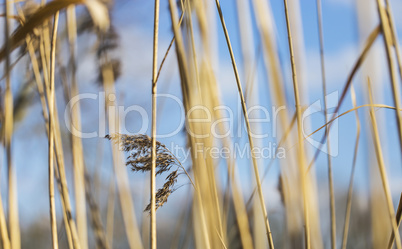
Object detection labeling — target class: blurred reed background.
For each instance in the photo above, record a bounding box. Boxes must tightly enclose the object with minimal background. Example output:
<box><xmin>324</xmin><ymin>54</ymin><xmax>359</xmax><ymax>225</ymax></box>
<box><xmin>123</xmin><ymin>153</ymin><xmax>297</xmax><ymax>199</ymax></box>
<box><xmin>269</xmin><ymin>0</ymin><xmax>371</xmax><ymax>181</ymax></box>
<box><xmin>0</xmin><ymin>0</ymin><xmax>402</xmax><ymax>248</ymax></box>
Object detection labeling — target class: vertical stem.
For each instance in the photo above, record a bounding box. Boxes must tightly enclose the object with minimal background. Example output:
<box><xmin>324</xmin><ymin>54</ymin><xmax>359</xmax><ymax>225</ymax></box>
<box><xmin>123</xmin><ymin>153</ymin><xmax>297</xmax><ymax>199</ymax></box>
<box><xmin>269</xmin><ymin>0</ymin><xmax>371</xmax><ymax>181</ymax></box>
<box><xmin>39</xmin><ymin>29</ymin><xmax>82</xmax><ymax>249</ymax></box>
<box><xmin>102</xmin><ymin>58</ymin><xmax>143</xmax><ymax>249</ymax></box>
<box><xmin>375</xmin><ymin>0</ymin><xmax>402</xmax><ymax>166</ymax></box>
<box><xmin>66</xmin><ymin>7</ymin><xmax>88</xmax><ymax>249</ymax></box>
<box><xmin>2</xmin><ymin>0</ymin><xmax>12</xmax><ymax>247</ymax></box>
<box><xmin>387</xmin><ymin>193</ymin><xmax>402</xmax><ymax>249</ymax></box>
<box><xmin>315</xmin><ymin>1</ymin><xmax>336</xmax><ymax>248</ymax></box>
<box><xmin>384</xmin><ymin>0</ymin><xmax>402</xmax><ymax>83</ymax></box>
<box><xmin>341</xmin><ymin>85</ymin><xmax>360</xmax><ymax>249</ymax></box>
<box><xmin>184</xmin><ymin>0</ymin><xmax>225</xmax><ymax>243</ymax></box>
<box><xmin>49</xmin><ymin>11</ymin><xmax>60</xmax><ymax>249</ymax></box>
<box><xmin>167</xmin><ymin>2</ymin><xmax>211</xmax><ymax>247</ymax></box>
<box><xmin>367</xmin><ymin>80</ymin><xmax>402</xmax><ymax>249</ymax></box>
<box><xmin>106</xmin><ymin>176</ymin><xmax>115</xmax><ymax>248</ymax></box>
<box><xmin>151</xmin><ymin>0</ymin><xmax>160</xmax><ymax>249</ymax></box>
<box><xmin>214</xmin><ymin>1</ymin><xmax>274</xmax><ymax>248</ymax></box>
<box><xmin>4</xmin><ymin>0</ymin><xmax>20</xmax><ymax>248</ymax></box>
<box><xmin>22</xmin><ymin>18</ymin><xmax>75</xmax><ymax>247</ymax></box>
<box><xmin>283</xmin><ymin>0</ymin><xmax>310</xmax><ymax>248</ymax></box>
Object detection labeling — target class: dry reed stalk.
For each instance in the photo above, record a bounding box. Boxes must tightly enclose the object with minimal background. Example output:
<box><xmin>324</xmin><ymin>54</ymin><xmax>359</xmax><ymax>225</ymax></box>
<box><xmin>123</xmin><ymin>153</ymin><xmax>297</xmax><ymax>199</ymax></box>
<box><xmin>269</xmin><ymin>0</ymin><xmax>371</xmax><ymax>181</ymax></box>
<box><xmin>367</xmin><ymin>80</ymin><xmax>402</xmax><ymax>249</ymax></box>
<box><xmin>167</xmin><ymin>1</ymin><xmax>212</xmax><ymax>248</ymax></box>
<box><xmin>304</xmin><ymin>104</ymin><xmax>402</xmax><ymax>142</ymax></box>
<box><xmin>191</xmin><ymin>0</ymin><xmax>216</xmax><ymax>62</ymax></box>
<box><xmin>185</xmin><ymin>1</ymin><xmax>254</xmax><ymax>247</ymax></box>
<box><xmin>48</xmin><ymin>11</ymin><xmax>60</xmax><ymax>249</ymax></box>
<box><xmin>39</xmin><ymin>22</ymin><xmax>82</xmax><ymax>249</ymax></box>
<box><xmin>315</xmin><ymin>1</ymin><xmax>335</xmax><ymax>248</ymax></box>
<box><xmin>23</xmin><ymin>27</ymin><xmax>74</xmax><ymax>249</ymax></box>
<box><xmin>283</xmin><ymin>0</ymin><xmax>310</xmax><ymax>248</ymax></box>
<box><xmin>150</xmin><ymin>0</ymin><xmax>160</xmax><ymax>248</ymax></box>
<box><xmin>184</xmin><ymin>93</ymin><xmax>220</xmax><ymax>247</ymax></box>
<box><xmin>353</xmin><ymin>9</ymin><xmax>390</xmax><ymax>246</ymax></box>
<box><xmin>215</xmin><ymin>1</ymin><xmax>274</xmax><ymax>248</ymax></box>
<box><xmin>2</xmin><ymin>0</ymin><xmax>12</xmax><ymax>248</ymax></box>
<box><xmin>250</xmin><ymin>1</ymin><xmax>309</xmax><ymax>245</ymax></box>
<box><xmin>3</xmin><ymin>1</ymin><xmax>21</xmax><ymax>248</ymax></box>
<box><xmin>83</xmin><ymin>169</ymin><xmax>110</xmax><ymax>249</ymax></box>
<box><xmin>204</xmin><ymin>4</ymin><xmax>256</xmax><ymax>244</ymax></box>
<box><xmin>0</xmin><ymin>195</ymin><xmax>10</xmax><ymax>249</ymax></box>
<box><xmin>384</xmin><ymin>0</ymin><xmax>402</xmax><ymax>83</ymax></box>
<box><xmin>102</xmin><ymin>60</ymin><xmax>143</xmax><ymax>249</ymax></box>
<box><xmin>66</xmin><ymin>7</ymin><xmax>88</xmax><ymax>249</ymax></box>
<box><xmin>375</xmin><ymin>0</ymin><xmax>402</xmax><ymax>163</ymax></box>
<box><xmin>341</xmin><ymin>85</ymin><xmax>361</xmax><ymax>249</ymax></box>
<box><xmin>57</xmin><ymin>46</ymin><xmax>109</xmax><ymax>249</ymax></box>
<box><xmin>13</xmin><ymin>3</ymin><xmax>90</xmax><ymax>249</ymax></box>
<box><xmin>245</xmin><ymin>112</ymin><xmax>297</xmax><ymax>210</ymax></box>
<box><xmin>387</xmin><ymin>193</ymin><xmax>402</xmax><ymax>248</ymax></box>
<box><xmin>234</xmin><ymin>1</ymin><xmax>265</xmax><ymax>247</ymax></box>
<box><xmin>184</xmin><ymin>1</ymin><xmax>226</xmax><ymax>245</ymax></box>
<box><xmin>106</xmin><ymin>175</ymin><xmax>115</xmax><ymax>248</ymax></box>
<box><xmin>307</xmin><ymin>25</ymin><xmax>381</xmax><ymax>171</ymax></box>
<box><xmin>0</xmin><ymin>0</ymin><xmax>86</xmax><ymax>61</ymax></box>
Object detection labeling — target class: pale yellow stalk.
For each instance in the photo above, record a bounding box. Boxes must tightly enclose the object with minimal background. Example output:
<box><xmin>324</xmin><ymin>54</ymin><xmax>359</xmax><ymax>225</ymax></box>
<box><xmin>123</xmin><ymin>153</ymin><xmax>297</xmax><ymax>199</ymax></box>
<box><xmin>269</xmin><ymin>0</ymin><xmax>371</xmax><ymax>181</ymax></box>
<box><xmin>283</xmin><ymin>0</ymin><xmax>314</xmax><ymax>248</ymax></box>
<box><xmin>150</xmin><ymin>0</ymin><xmax>160</xmax><ymax>248</ymax></box>
<box><xmin>215</xmin><ymin>1</ymin><xmax>274</xmax><ymax>248</ymax></box>
<box><xmin>316</xmin><ymin>1</ymin><xmax>335</xmax><ymax>247</ymax></box>
<box><xmin>367</xmin><ymin>80</ymin><xmax>402</xmax><ymax>249</ymax></box>
<box><xmin>48</xmin><ymin>11</ymin><xmax>60</xmax><ymax>249</ymax></box>
<box><xmin>341</xmin><ymin>85</ymin><xmax>361</xmax><ymax>249</ymax></box>
<box><xmin>66</xmin><ymin>7</ymin><xmax>88</xmax><ymax>249</ymax></box>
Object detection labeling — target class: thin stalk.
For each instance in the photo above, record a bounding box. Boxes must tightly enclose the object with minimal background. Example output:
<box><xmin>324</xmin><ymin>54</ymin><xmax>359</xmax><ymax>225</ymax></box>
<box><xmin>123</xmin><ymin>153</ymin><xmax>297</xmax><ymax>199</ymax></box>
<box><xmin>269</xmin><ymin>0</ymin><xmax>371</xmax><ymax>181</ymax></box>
<box><xmin>167</xmin><ymin>1</ymin><xmax>211</xmax><ymax>247</ymax></box>
<box><xmin>102</xmin><ymin>61</ymin><xmax>143</xmax><ymax>249</ymax></box>
<box><xmin>305</xmin><ymin>104</ymin><xmax>401</xmax><ymax>140</ymax></box>
<box><xmin>27</xmin><ymin>36</ymin><xmax>75</xmax><ymax>249</ymax></box>
<box><xmin>316</xmin><ymin>1</ymin><xmax>336</xmax><ymax>248</ymax></box>
<box><xmin>23</xmin><ymin>28</ymin><xmax>74</xmax><ymax>249</ymax></box>
<box><xmin>4</xmin><ymin>0</ymin><xmax>20</xmax><ymax>247</ymax></box>
<box><xmin>43</xmin><ymin>16</ymin><xmax>81</xmax><ymax>249</ymax></box>
<box><xmin>387</xmin><ymin>193</ymin><xmax>402</xmax><ymax>248</ymax></box>
<box><xmin>48</xmin><ymin>11</ymin><xmax>60</xmax><ymax>249</ymax></box>
<box><xmin>384</xmin><ymin>0</ymin><xmax>402</xmax><ymax>83</ymax></box>
<box><xmin>214</xmin><ymin>1</ymin><xmax>274</xmax><ymax>248</ymax></box>
<box><xmin>151</xmin><ymin>0</ymin><xmax>160</xmax><ymax>248</ymax></box>
<box><xmin>26</xmin><ymin>13</ymin><xmax>81</xmax><ymax>249</ymax></box>
<box><xmin>341</xmin><ymin>85</ymin><xmax>361</xmax><ymax>249</ymax></box>
<box><xmin>184</xmin><ymin>0</ymin><xmax>225</xmax><ymax>244</ymax></box>
<box><xmin>66</xmin><ymin>6</ymin><xmax>88</xmax><ymax>249</ymax></box>
<box><xmin>83</xmin><ymin>169</ymin><xmax>110</xmax><ymax>249</ymax></box>
<box><xmin>307</xmin><ymin>25</ymin><xmax>381</xmax><ymax>172</ymax></box>
<box><xmin>58</xmin><ymin>57</ymin><xmax>108</xmax><ymax>249</ymax></box>
<box><xmin>283</xmin><ymin>0</ymin><xmax>309</xmax><ymax>248</ymax></box>
<box><xmin>375</xmin><ymin>0</ymin><xmax>402</xmax><ymax>165</ymax></box>
<box><xmin>1</xmin><ymin>0</ymin><xmax>12</xmax><ymax>247</ymax></box>
<box><xmin>155</xmin><ymin>8</ymin><xmax>185</xmax><ymax>84</ymax></box>
<box><xmin>245</xmin><ymin>112</ymin><xmax>297</xmax><ymax>210</ymax></box>
<box><xmin>367</xmin><ymin>80</ymin><xmax>402</xmax><ymax>249</ymax></box>
<box><xmin>106</xmin><ymin>176</ymin><xmax>115</xmax><ymax>248</ymax></box>
<box><xmin>0</xmin><ymin>196</ymin><xmax>9</xmax><ymax>249</ymax></box>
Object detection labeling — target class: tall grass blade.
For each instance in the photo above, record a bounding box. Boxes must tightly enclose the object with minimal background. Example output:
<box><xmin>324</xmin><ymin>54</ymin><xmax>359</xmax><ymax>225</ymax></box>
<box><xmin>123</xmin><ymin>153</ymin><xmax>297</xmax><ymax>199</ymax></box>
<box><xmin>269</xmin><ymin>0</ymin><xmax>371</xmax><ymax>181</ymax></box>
<box><xmin>367</xmin><ymin>79</ymin><xmax>402</xmax><ymax>249</ymax></box>
<box><xmin>215</xmin><ymin>1</ymin><xmax>274</xmax><ymax>248</ymax></box>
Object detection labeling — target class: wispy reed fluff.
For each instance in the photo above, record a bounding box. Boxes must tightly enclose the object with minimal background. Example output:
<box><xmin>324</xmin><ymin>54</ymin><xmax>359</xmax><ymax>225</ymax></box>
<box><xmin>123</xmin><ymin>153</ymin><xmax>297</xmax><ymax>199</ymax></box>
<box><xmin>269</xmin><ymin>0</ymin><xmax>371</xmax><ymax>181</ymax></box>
<box><xmin>105</xmin><ymin>133</ymin><xmax>181</xmax><ymax>212</ymax></box>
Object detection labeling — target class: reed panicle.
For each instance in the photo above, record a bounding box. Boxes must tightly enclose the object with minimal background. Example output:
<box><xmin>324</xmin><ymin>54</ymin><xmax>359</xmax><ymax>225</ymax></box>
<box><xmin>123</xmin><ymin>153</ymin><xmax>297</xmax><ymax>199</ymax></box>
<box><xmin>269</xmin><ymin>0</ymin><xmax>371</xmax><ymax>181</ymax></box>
<box><xmin>106</xmin><ymin>133</ymin><xmax>187</xmax><ymax>212</ymax></box>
